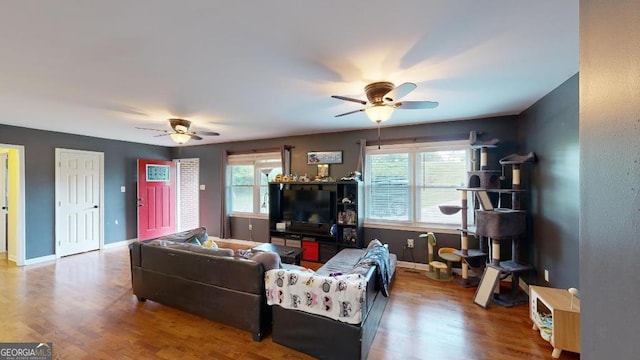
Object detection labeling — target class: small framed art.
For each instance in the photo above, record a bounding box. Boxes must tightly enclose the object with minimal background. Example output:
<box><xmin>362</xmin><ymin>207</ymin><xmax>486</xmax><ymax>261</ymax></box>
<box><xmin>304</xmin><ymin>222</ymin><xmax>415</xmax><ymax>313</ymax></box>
<box><xmin>317</xmin><ymin>164</ymin><xmax>329</xmax><ymax>178</ymax></box>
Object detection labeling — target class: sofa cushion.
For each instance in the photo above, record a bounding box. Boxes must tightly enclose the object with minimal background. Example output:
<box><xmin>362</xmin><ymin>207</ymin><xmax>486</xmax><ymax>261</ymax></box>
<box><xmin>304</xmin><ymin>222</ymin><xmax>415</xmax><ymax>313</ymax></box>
<box><xmin>185</xmin><ymin>236</ymin><xmax>202</xmax><ymax>246</ymax></box>
<box><xmin>190</xmin><ymin>246</ymin><xmax>234</xmax><ymax>257</ymax></box>
<box><xmin>152</xmin><ymin>226</ymin><xmax>208</xmax><ymax>243</ymax></box>
<box><xmin>147</xmin><ymin>239</ymin><xmax>194</xmax><ymax>250</ymax></box>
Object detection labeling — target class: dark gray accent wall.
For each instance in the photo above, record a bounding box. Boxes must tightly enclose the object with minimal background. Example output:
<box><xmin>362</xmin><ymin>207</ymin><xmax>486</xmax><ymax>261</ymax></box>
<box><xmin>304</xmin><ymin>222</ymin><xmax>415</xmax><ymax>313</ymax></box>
<box><xmin>580</xmin><ymin>1</ymin><xmax>640</xmax><ymax>358</ymax></box>
<box><xmin>0</xmin><ymin>124</ymin><xmax>170</xmax><ymax>258</ymax></box>
<box><xmin>173</xmin><ymin>115</ymin><xmax>521</xmax><ymax>263</ymax></box>
<box><xmin>518</xmin><ymin>74</ymin><xmax>579</xmax><ymax>288</ymax></box>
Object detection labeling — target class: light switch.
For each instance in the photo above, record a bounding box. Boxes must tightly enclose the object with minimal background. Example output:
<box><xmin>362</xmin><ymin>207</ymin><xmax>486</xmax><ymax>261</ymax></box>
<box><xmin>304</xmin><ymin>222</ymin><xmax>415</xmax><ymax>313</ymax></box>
<box><xmin>120</xmin><ymin>186</ymin><xmax>126</xmax><ymax>193</ymax></box>
<box><xmin>200</xmin><ymin>184</ymin><xmax>206</xmax><ymax>191</ymax></box>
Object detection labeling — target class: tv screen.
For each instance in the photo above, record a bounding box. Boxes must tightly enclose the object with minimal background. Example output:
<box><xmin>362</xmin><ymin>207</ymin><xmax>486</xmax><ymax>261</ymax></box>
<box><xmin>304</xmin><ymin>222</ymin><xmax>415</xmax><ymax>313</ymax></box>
<box><xmin>282</xmin><ymin>189</ymin><xmax>333</xmax><ymax>225</ymax></box>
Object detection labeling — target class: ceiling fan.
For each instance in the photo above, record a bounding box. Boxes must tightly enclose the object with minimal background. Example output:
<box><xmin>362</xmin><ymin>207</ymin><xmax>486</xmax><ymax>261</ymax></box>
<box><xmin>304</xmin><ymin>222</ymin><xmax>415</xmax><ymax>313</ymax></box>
<box><xmin>136</xmin><ymin>118</ymin><xmax>220</xmax><ymax>144</ymax></box>
<box><xmin>331</xmin><ymin>81</ymin><xmax>439</xmax><ymax>123</ymax></box>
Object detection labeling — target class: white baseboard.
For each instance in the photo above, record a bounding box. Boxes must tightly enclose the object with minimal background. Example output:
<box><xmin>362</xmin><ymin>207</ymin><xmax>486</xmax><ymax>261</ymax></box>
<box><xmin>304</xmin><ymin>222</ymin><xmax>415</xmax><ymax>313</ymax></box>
<box><xmin>397</xmin><ymin>261</ymin><xmax>465</xmax><ymax>275</ymax></box>
<box><xmin>397</xmin><ymin>261</ymin><xmax>430</xmax><ymax>271</ymax></box>
<box><xmin>23</xmin><ymin>254</ymin><xmax>56</xmax><ymax>266</ymax></box>
<box><xmin>103</xmin><ymin>238</ymin><xmax>137</xmax><ymax>249</ymax></box>
<box><xmin>396</xmin><ymin>261</ymin><xmax>529</xmax><ymax>293</ymax></box>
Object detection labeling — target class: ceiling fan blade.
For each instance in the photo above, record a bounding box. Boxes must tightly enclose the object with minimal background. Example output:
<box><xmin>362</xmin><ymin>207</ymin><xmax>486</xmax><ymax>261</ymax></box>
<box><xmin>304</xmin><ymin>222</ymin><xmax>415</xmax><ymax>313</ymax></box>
<box><xmin>383</xmin><ymin>82</ymin><xmax>417</xmax><ymax>103</ymax></box>
<box><xmin>395</xmin><ymin>100</ymin><xmax>439</xmax><ymax>109</ymax></box>
<box><xmin>197</xmin><ymin>131</ymin><xmax>220</xmax><ymax>136</ymax></box>
<box><xmin>189</xmin><ymin>134</ymin><xmax>203</xmax><ymax>140</ymax></box>
<box><xmin>135</xmin><ymin>127</ymin><xmax>167</xmax><ymax>132</ymax></box>
<box><xmin>153</xmin><ymin>133</ymin><xmax>171</xmax><ymax>137</ymax></box>
<box><xmin>331</xmin><ymin>95</ymin><xmax>367</xmax><ymax>105</ymax></box>
<box><xmin>335</xmin><ymin>108</ymin><xmax>365</xmax><ymax>117</ymax></box>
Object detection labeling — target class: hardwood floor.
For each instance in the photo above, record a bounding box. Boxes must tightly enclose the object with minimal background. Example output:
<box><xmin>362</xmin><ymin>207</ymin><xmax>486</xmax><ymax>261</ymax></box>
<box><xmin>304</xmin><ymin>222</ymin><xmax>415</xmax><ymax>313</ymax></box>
<box><xmin>0</xmin><ymin>245</ymin><xmax>579</xmax><ymax>359</ymax></box>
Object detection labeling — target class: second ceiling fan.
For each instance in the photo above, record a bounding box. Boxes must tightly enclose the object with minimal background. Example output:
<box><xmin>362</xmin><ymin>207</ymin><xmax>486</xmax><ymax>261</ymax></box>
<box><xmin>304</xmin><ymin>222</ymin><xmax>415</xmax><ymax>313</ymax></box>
<box><xmin>331</xmin><ymin>81</ymin><xmax>439</xmax><ymax>123</ymax></box>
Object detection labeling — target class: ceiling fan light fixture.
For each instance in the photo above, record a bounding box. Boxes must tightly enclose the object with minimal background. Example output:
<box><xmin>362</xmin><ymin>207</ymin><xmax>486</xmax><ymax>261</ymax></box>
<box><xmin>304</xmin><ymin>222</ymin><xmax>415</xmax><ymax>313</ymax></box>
<box><xmin>170</xmin><ymin>132</ymin><xmax>191</xmax><ymax>144</ymax></box>
<box><xmin>365</xmin><ymin>105</ymin><xmax>394</xmax><ymax>123</ymax></box>
<box><xmin>175</xmin><ymin>124</ymin><xmax>189</xmax><ymax>133</ymax></box>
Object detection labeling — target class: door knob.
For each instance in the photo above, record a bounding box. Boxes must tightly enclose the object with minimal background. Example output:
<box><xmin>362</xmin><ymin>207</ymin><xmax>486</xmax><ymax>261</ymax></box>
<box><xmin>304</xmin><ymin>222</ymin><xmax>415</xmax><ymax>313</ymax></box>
<box><xmin>1</xmin><ymin>206</ymin><xmax>6</xmax><ymax>210</ymax></box>
<box><xmin>93</xmin><ymin>205</ymin><xmax>99</xmax><ymax>208</ymax></box>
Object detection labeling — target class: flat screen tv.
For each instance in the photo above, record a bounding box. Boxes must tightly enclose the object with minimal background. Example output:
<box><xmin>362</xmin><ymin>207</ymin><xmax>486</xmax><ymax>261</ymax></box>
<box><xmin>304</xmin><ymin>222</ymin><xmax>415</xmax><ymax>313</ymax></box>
<box><xmin>281</xmin><ymin>189</ymin><xmax>334</xmax><ymax>229</ymax></box>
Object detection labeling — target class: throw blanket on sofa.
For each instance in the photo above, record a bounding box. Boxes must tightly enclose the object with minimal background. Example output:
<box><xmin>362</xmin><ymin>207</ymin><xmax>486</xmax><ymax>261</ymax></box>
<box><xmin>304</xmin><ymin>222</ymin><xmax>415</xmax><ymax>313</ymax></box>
<box><xmin>265</xmin><ymin>269</ymin><xmax>366</xmax><ymax>324</ymax></box>
<box><xmin>354</xmin><ymin>243</ymin><xmax>392</xmax><ymax>297</ymax></box>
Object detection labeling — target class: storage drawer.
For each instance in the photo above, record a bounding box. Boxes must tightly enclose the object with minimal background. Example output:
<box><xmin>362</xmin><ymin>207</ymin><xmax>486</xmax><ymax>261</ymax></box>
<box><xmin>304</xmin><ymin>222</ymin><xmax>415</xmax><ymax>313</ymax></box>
<box><xmin>271</xmin><ymin>237</ymin><xmax>285</xmax><ymax>246</ymax></box>
<box><xmin>286</xmin><ymin>239</ymin><xmax>302</xmax><ymax>248</ymax></box>
<box><xmin>302</xmin><ymin>240</ymin><xmax>319</xmax><ymax>262</ymax></box>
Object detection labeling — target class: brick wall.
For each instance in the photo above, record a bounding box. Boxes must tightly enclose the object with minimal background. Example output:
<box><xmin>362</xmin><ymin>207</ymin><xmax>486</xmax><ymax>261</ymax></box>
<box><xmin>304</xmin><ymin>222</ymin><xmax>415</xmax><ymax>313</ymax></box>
<box><xmin>177</xmin><ymin>158</ymin><xmax>199</xmax><ymax>231</ymax></box>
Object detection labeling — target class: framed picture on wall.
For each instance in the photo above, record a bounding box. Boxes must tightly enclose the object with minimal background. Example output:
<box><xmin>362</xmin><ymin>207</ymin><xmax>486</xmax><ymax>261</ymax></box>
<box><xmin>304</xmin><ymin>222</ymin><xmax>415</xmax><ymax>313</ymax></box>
<box><xmin>307</xmin><ymin>151</ymin><xmax>343</xmax><ymax>164</ymax></box>
<box><xmin>317</xmin><ymin>164</ymin><xmax>329</xmax><ymax>178</ymax></box>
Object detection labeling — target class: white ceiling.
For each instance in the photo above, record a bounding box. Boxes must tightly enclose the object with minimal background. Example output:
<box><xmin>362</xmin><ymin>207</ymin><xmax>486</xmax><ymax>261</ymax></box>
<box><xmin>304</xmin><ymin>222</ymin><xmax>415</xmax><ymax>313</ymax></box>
<box><xmin>0</xmin><ymin>1</ymin><xmax>578</xmax><ymax>147</ymax></box>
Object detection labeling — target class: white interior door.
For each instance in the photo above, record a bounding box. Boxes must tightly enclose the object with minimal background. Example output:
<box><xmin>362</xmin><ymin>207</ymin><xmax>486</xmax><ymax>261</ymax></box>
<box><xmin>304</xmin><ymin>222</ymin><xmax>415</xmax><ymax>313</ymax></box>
<box><xmin>0</xmin><ymin>152</ymin><xmax>7</xmax><ymax>253</ymax></box>
<box><xmin>56</xmin><ymin>149</ymin><xmax>103</xmax><ymax>257</ymax></box>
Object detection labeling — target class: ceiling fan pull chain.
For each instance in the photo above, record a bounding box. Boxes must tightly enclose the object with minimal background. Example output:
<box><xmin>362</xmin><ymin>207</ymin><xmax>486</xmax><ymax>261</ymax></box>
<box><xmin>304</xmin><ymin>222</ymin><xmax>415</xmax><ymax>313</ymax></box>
<box><xmin>377</xmin><ymin>121</ymin><xmax>381</xmax><ymax>149</ymax></box>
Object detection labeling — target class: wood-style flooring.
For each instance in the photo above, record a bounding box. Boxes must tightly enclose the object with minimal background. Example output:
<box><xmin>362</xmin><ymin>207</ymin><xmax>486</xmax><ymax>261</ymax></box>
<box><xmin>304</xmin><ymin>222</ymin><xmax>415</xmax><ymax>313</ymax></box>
<box><xmin>0</xmin><ymin>244</ymin><xmax>580</xmax><ymax>359</ymax></box>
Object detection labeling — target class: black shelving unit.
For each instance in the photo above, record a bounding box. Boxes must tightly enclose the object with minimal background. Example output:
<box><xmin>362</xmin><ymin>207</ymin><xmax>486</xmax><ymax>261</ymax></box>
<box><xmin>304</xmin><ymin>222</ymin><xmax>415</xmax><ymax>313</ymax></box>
<box><xmin>268</xmin><ymin>180</ymin><xmax>363</xmax><ymax>262</ymax></box>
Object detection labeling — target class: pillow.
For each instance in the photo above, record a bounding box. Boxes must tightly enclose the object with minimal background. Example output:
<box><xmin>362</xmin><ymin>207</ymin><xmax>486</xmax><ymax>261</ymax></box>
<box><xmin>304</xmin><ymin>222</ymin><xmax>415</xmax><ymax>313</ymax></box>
<box><xmin>250</xmin><ymin>251</ymin><xmax>282</xmax><ymax>271</ymax></box>
<box><xmin>194</xmin><ymin>230</ymin><xmax>209</xmax><ymax>244</ymax></box>
<box><xmin>236</xmin><ymin>249</ymin><xmax>253</xmax><ymax>258</ymax></box>
<box><xmin>202</xmin><ymin>239</ymin><xmax>218</xmax><ymax>249</ymax></box>
<box><xmin>147</xmin><ymin>239</ymin><xmax>193</xmax><ymax>251</ymax></box>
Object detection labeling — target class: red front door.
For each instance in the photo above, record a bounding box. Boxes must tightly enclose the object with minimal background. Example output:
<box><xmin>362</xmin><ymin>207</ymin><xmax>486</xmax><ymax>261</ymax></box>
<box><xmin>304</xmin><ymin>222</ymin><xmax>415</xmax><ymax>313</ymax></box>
<box><xmin>137</xmin><ymin>159</ymin><xmax>176</xmax><ymax>241</ymax></box>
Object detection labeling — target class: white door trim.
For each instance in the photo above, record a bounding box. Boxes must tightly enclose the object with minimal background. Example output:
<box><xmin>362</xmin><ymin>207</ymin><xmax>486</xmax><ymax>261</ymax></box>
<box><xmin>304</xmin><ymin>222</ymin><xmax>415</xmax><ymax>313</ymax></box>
<box><xmin>0</xmin><ymin>144</ymin><xmax>26</xmax><ymax>266</ymax></box>
<box><xmin>0</xmin><ymin>152</ymin><xmax>7</xmax><ymax>253</ymax></box>
<box><xmin>55</xmin><ymin>148</ymin><xmax>104</xmax><ymax>257</ymax></box>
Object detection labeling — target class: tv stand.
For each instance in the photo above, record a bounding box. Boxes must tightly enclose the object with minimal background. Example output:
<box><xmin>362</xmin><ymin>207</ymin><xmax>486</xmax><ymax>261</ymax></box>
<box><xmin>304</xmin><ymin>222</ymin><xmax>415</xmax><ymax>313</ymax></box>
<box><xmin>268</xmin><ymin>181</ymin><xmax>363</xmax><ymax>262</ymax></box>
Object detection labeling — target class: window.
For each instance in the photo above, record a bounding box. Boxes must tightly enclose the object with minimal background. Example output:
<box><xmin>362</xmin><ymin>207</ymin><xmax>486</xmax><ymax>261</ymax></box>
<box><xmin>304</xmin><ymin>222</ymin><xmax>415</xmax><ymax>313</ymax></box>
<box><xmin>228</xmin><ymin>152</ymin><xmax>282</xmax><ymax>216</ymax></box>
<box><xmin>365</xmin><ymin>141</ymin><xmax>469</xmax><ymax>228</ymax></box>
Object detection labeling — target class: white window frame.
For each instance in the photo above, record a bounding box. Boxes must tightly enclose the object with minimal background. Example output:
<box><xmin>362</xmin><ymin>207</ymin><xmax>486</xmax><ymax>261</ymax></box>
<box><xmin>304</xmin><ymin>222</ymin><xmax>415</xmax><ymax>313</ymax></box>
<box><xmin>364</xmin><ymin>140</ymin><xmax>470</xmax><ymax>232</ymax></box>
<box><xmin>228</xmin><ymin>152</ymin><xmax>281</xmax><ymax>218</ymax></box>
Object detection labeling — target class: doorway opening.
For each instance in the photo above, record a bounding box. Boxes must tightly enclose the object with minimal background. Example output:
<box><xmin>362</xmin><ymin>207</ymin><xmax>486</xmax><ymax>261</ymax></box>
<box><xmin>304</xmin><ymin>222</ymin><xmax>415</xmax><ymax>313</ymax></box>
<box><xmin>0</xmin><ymin>144</ymin><xmax>25</xmax><ymax>266</ymax></box>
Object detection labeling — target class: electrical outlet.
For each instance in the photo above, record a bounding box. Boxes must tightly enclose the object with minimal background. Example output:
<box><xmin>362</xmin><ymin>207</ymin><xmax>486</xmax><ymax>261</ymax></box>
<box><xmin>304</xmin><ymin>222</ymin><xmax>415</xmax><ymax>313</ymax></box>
<box><xmin>407</xmin><ymin>238</ymin><xmax>414</xmax><ymax>248</ymax></box>
<box><xmin>249</xmin><ymin>224</ymin><xmax>253</xmax><ymax>231</ymax></box>
<box><xmin>544</xmin><ymin>269</ymin><xmax>549</xmax><ymax>282</ymax></box>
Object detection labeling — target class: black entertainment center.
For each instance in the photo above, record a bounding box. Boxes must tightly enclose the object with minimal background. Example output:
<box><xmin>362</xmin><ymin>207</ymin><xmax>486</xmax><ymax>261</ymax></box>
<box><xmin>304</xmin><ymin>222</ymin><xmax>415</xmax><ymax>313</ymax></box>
<box><xmin>268</xmin><ymin>180</ymin><xmax>363</xmax><ymax>262</ymax></box>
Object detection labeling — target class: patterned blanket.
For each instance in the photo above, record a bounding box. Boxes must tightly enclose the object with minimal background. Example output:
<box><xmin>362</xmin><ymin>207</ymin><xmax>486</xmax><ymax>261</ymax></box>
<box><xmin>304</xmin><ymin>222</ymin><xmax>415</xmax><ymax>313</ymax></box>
<box><xmin>265</xmin><ymin>269</ymin><xmax>366</xmax><ymax>324</ymax></box>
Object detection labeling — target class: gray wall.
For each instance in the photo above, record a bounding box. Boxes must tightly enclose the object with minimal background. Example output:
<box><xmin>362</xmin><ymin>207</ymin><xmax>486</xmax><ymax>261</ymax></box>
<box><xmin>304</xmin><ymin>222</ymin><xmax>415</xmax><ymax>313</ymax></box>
<box><xmin>580</xmin><ymin>1</ymin><xmax>640</xmax><ymax>358</ymax></box>
<box><xmin>0</xmin><ymin>124</ymin><xmax>170</xmax><ymax>258</ymax></box>
<box><xmin>174</xmin><ymin>115</ymin><xmax>521</xmax><ymax>264</ymax></box>
<box><xmin>518</xmin><ymin>74</ymin><xmax>579</xmax><ymax>288</ymax></box>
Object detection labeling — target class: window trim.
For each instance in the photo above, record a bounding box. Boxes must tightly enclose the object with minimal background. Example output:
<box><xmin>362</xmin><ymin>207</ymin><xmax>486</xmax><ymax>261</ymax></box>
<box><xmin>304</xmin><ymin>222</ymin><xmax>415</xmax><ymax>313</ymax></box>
<box><xmin>364</xmin><ymin>140</ymin><xmax>470</xmax><ymax>230</ymax></box>
<box><xmin>227</xmin><ymin>152</ymin><xmax>281</xmax><ymax>218</ymax></box>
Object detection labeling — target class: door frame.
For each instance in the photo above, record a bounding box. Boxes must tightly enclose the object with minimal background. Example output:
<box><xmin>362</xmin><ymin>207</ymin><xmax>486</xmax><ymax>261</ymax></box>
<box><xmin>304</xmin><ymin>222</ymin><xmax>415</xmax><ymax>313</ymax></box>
<box><xmin>0</xmin><ymin>144</ymin><xmax>25</xmax><ymax>266</ymax></box>
<box><xmin>0</xmin><ymin>152</ymin><xmax>7</xmax><ymax>253</ymax></box>
<box><xmin>55</xmin><ymin>148</ymin><xmax>104</xmax><ymax>257</ymax></box>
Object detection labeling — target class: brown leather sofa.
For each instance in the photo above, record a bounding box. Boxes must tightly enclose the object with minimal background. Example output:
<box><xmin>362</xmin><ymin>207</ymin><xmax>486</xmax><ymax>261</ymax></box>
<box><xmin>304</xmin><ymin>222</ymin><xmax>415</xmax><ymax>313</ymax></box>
<box><xmin>271</xmin><ymin>247</ymin><xmax>397</xmax><ymax>359</ymax></box>
<box><xmin>129</xmin><ymin>228</ymin><xmax>273</xmax><ymax>341</ymax></box>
